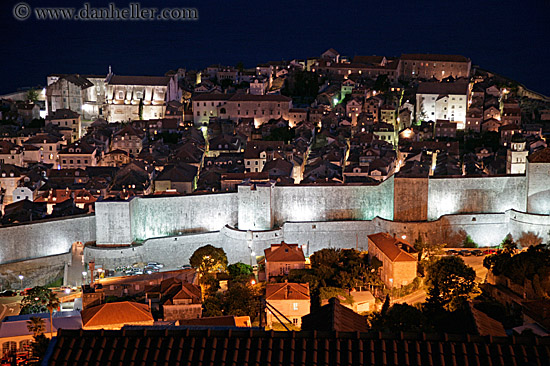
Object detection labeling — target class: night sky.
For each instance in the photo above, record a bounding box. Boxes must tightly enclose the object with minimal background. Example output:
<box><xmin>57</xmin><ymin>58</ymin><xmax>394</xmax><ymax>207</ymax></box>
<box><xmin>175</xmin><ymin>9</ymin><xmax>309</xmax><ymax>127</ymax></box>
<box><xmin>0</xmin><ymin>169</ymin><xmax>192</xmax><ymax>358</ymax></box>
<box><xmin>1</xmin><ymin>0</ymin><xmax>549</xmax><ymax>95</ymax></box>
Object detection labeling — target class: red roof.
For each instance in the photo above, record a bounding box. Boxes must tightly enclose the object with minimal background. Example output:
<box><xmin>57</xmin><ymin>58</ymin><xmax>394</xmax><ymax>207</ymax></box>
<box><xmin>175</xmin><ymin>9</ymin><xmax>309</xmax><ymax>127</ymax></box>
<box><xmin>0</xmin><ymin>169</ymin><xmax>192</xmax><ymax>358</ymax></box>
<box><xmin>264</xmin><ymin>242</ymin><xmax>305</xmax><ymax>263</ymax></box>
<box><xmin>367</xmin><ymin>232</ymin><xmax>417</xmax><ymax>262</ymax></box>
<box><xmin>266</xmin><ymin>282</ymin><xmax>310</xmax><ymax>301</ymax></box>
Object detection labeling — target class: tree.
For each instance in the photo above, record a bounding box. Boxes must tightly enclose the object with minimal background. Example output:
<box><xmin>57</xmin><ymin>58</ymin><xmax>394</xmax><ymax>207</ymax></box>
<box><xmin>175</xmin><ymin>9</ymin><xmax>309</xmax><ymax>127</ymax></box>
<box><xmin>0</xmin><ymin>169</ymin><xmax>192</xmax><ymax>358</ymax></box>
<box><xmin>228</xmin><ymin>262</ymin><xmax>253</xmax><ymax>281</ymax></box>
<box><xmin>27</xmin><ymin>316</ymin><xmax>46</xmax><ymax>338</ymax></box>
<box><xmin>501</xmin><ymin>234</ymin><xmax>517</xmax><ymax>251</ymax></box>
<box><xmin>462</xmin><ymin>235</ymin><xmax>478</xmax><ymax>248</ymax></box>
<box><xmin>224</xmin><ymin>282</ymin><xmax>260</xmax><ymax>322</ymax></box>
<box><xmin>425</xmin><ymin>256</ymin><xmax>477</xmax><ymax>311</ymax></box>
<box><xmin>371</xmin><ymin>303</ymin><xmax>430</xmax><ymax>333</ymax></box>
<box><xmin>20</xmin><ymin>286</ymin><xmax>53</xmax><ymax>315</ymax></box>
<box><xmin>190</xmin><ymin>245</ymin><xmax>228</xmax><ymax>277</ymax></box>
<box><xmin>26</xmin><ymin>317</ymin><xmax>49</xmax><ymax>362</ymax></box>
<box><xmin>381</xmin><ymin>294</ymin><xmax>391</xmax><ymax>316</ymax></box>
<box><xmin>26</xmin><ymin>89</ymin><xmax>38</xmax><ymax>103</ymax></box>
<box><xmin>46</xmin><ymin>292</ymin><xmax>60</xmax><ymax>338</ymax></box>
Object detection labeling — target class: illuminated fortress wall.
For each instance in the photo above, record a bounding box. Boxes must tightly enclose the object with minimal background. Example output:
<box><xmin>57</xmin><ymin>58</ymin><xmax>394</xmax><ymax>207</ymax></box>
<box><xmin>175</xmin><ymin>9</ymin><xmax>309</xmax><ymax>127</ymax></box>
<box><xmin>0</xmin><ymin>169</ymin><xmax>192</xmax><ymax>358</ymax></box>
<box><xmin>272</xmin><ymin>177</ymin><xmax>395</xmax><ymax>225</ymax></box>
<box><xmin>427</xmin><ymin>176</ymin><xmax>527</xmax><ymax>221</ymax></box>
<box><xmin>129</xmin><ymin>193</ymin><xmax>238</xmax><ymax>242</ymax></box>
<box><xmin>0</xmin><ymin>215</ymin><xmax>95</xmax><ymax>264</ymax></box>
<box><xmin>527</xmin><ymin>162</ymin><xmax>550</xmax><ymax>214</ymax></box>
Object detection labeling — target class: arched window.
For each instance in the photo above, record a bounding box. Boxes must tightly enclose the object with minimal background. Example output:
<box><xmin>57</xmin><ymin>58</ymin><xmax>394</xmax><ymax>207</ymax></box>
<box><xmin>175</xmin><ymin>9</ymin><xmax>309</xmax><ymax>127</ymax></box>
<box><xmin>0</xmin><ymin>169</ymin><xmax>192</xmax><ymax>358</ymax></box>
<box><xmin>220</xmin><ymin>108</ymin><xmax>226</xmax><ymax>114</ymax></box>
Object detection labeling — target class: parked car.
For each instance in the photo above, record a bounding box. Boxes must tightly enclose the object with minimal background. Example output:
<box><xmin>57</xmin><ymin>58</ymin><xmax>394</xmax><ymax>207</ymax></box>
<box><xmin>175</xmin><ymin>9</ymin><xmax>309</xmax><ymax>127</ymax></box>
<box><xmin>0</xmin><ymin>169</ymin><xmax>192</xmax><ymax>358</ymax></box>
<box><xmin>147</xmin><ymin>262</ymin><xmax>164</xmax><ymax>269</ymax></box>
<box><xmin>180</xmin><ymin>264</ymin><xmax>192</xmax><ymax>270</ymax></box>
<box><xmin>459</xmin><ymin>249</ymin><xmax>472</xmax><ymax>256</ymax></box>
<box><xmin>483</xmin><ymin>249</ymin><xmax>497</xmax><ymax>255</ymax></box>
<box><xmin>471</xmin><ymin>249</ymin><xmax>484</xmax><ymax>256</ymax></box>
<box><xmin>446</xmin><ymin>249</ymin><xmax>459</xmax><ymax>256</ymax></box>
<box><xmin>0</xmin><ymin>290</ymin><xmax>17</xmax><ymax>297</ymax></box>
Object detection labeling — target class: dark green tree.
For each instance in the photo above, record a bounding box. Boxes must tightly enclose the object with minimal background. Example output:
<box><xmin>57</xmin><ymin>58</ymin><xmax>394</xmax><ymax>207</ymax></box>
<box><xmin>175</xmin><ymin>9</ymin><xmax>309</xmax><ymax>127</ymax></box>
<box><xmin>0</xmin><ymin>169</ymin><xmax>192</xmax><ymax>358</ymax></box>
<box><xmin>190</xmin><ymin>245</ymin><xmax>228</xmax><ymax>276</ymax></box>
<box><xmin>371</xmin><ymin>303</ymin><xmax>431</xmax><ymax>333</ymax></box>
<box><xmin>20</xmin><ymin>287</ymin><xmax>53</xmax><ymax>315</ymax></box>
<box><xmin>425</xmin><ymin>256</ymin><xmax>477</xmax><ymax>311</ymax></box>
<box><xmin>462</xmin><ymin>235</ymin><xmax>478</xmax><ymax>248</ymax></box>
<box><xmin>224</xmin><ymin>281</ymin><xmax>260</xmax><ymax>322</ymax></box>
<box><xmin>228</xmin><ymin>262</ymin><xmax>254</xmax><ymax>283</ymax></box>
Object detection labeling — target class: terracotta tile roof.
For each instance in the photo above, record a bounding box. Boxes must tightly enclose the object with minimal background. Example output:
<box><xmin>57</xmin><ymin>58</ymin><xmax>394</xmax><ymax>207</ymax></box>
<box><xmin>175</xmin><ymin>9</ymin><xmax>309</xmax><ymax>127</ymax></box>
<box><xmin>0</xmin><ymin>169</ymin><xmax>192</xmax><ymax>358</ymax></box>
<box><xmin>179</xmin><ymin>315</ymin><xmax>251</xmax><ymax>327</ymax></box>
<box><xmin>172</xmin><ymin>283</ymin><xmax>201</xmax><ymax>301</ymax></box>
<box><xmin>192</xmin><ymin>92</ymin><xmax>233</xmax><ymax>101</ymax></box>
<box><xmin>266</xmin><ymin>282</ymin><xmax>310</xmax><ymax>301</ymax></box>
<box><xmin>47</xmin><ymin>108</ymin><xmax>80</xmax><ymax>120</ymax></box>
<box><xmin>417</xmin><ymin>80</ymin><xmax>469</xmax><ymax>95</ymax></box>
<box><xmin>45</xmin><ymin>327</ymin><xmax>550</xmax><ymax>365</ymax></box>
<box><xmin>228</xmin><ymin>94</ymin><xmax>292</xmax><ymax>102</ymax></box>
<box><xmin>264</xmin><ymin>242</ymin><xmax>305</xmax><ymax>263</ymax></box>
<box><xmin>367</xmin><ymin>232</ymin><xmax>417</xmax><ymax>262</ymax></box>
<box><xmin>528</xmin><ymin>147</ymin><xmax>550</xmax><ymax>163</ymax></box>
<box><xmin>81</xmin><ymin>301</ymin><xmax>154</xmax><ymax>328</ymax></box>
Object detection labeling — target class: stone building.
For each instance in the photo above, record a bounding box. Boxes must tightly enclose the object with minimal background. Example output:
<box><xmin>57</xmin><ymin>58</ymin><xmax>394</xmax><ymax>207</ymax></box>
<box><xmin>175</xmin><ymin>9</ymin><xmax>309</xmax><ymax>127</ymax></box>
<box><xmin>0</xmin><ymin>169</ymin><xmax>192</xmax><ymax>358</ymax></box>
<box><xmin>400</xmin><ymin>54</ymin><xmax>471</xmax><ymax>80</ymax></box>
<box><xmin>367</xmin><ymin>232</ymin><xmax>417</xmax><ymax>288</ymax></box>
<box><xmin>58</xmin><ymin>140</ymin><xmax>98</xmax><ymax>169</ymax></box>
<box><xmin>416</xmin><ymin>81</ymin><xmax>468</xmax><ymax>128</ymax></box>
<box><xmin>105</xmin><ymin>75</ymin><xmax>171</xmax><ymax>122</ymax></box>
<box><xmin>192</xmin><ymin>93</ymin><xmax>292</xmax><ymax>126</ymax></box>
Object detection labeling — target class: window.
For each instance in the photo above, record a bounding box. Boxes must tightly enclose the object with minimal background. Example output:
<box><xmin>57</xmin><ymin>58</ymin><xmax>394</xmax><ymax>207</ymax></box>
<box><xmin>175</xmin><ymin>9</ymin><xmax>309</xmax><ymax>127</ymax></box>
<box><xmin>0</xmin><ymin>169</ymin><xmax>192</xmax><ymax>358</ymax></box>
<box><xmin>118</xmin><ymin>91</ymin><xmax>124</xmax><ymax>99</ymax></box>
<box><xmin>293</xmin><ymin>303</ymin><xmax>299</xmax><ymax>311</ymax></box>
<box><xmin>292</xmin><ymin>318</ymin><xmax>299</xmax><ymax>325</ymax></box>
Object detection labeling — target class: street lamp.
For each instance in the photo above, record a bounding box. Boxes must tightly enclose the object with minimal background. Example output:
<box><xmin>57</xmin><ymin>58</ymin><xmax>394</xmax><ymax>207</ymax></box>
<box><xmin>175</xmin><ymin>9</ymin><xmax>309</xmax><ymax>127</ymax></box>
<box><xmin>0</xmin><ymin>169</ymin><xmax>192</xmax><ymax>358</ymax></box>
<box><xmin>18</xmin><ymin>275</ymin><xmax>24</xmax><ymax>290</ymax></box>
<box><xmin>82</xmin><ymin>271</ymin><xmax>87</xmax><ymax>285</ymax></box>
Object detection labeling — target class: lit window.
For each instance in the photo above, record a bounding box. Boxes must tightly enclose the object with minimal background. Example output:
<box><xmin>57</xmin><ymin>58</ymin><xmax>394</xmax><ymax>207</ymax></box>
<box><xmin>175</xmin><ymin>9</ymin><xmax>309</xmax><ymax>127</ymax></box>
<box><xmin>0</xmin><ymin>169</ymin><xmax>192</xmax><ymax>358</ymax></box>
<box><xmin>293</xmin><ymin>303</ymin><xmax>299</xmax><ymax>311</ymax></box>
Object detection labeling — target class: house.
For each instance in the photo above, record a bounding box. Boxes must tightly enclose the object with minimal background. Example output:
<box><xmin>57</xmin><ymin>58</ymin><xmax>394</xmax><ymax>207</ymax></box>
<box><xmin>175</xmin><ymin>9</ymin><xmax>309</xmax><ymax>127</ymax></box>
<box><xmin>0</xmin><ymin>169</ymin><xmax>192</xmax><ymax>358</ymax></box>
<box><xmin>265</xmin><ymin>282</ymin><xmax>310</xmax><ymax>328</ymax></box>
<box><xmin>287</xmin><ymin>108</ymin><xmax>307</xmax><ymax>127</ymax></box>
<box><xmin>0</xmin><ymin>164</ymin><xmax>24</xmax><ymax>208</ymax></box>
<box><xmin>367</xmin><ymin>232</ymin><xmax>417</xmax><ymax>288</ymax></box>
<box><xmin>380</xmin><ymin>105</ymin><xmax>397</xmax><ymax>125</ymax></box>
<box><xmin>484</xmin><ymin>105</ymin><xmax>500</xmax><ymax>121</ymax></box>
<box><xmin>111</xmin><ymin>125</ymin><xmax>145</xmax><ymax>156</ymax></box>
<box><xmin>23</xmin><ymin>134</ymin><xmax>67</xmax><ymax>165</ymax></box>
<box><xmin>0</xmin><ymin>141</ymin><xmax>24</xmax><ymax>166</ymax></box>
<box><xmin>161</xmin><ymin>283</ymin><xmax>202</xmax><ymax>321</ymax></box>
<box><xmin>58</xmin><ymin>140</ymin><xmax>98</xmax><ymax>169</ymax></box>
<box><xmin>46</xmin><ymin>108</ymin><xmax>82</xmax><ymax>142</ymax></box>
<box><xmin>263</xmin><ymin>242</ymin><xmax>306</xmax><ymax>281</ymax></box>
<box><xmin>435</xmin><ymin>120</ymin><xmax>457</xmax><ymax>138</ymax></box>
<box><xmin>243</xmin><ymin>140</ymin><xmax>289</xmax><ymax>173</ymax></box>
<box><xmin>99</xmin><ymin>149</ymin><xmax>131</xmax><ymax>167</ymax></box>
<box><xmin>80</xmin><ymin>301</ymin><xmax>154</xmax><ymax>330</ymax></box>
<box><xmin>482</xmin><ymin>118</ymin><xmax>501</xmax><ymax>133</ymax></box>
<box><xmin>154</xmin><ymin>163</ymin><xmax>198</xmax><ymax>194</ymax></box>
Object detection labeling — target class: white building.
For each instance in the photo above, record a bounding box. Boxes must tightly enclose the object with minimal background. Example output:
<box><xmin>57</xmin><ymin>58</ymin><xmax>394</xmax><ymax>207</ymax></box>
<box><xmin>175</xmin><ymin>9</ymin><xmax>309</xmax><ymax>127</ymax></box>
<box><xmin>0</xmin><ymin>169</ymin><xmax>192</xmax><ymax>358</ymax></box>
<box><xmin>507</xmin><ymin>136</ymin><xmax>528</xmax><ymax>174</ymax></box>
<box><xmin>105</xmin><ymin>75</ymin><xmax>172</xmax><ymax>122</ymax></box>
<box><xmin>416</xmin><ymin>81</ymin><xmax>468</xmax><ymax>129</ymax></box>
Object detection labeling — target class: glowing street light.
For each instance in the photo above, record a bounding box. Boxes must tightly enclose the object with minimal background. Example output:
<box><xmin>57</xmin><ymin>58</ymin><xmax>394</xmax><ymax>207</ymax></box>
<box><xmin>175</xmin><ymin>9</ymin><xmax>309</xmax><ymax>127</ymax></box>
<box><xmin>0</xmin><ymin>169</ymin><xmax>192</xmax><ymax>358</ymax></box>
<box><xmin>18</xmin><ymin>275</ymin><xmax>24</xmax><ymax>290</ymax></box>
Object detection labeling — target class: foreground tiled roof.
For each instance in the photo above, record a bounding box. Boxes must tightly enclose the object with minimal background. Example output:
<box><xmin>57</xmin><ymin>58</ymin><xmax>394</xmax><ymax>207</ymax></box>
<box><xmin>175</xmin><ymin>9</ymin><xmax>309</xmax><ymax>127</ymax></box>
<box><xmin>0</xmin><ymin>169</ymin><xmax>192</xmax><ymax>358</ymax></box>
<box><xmin>45</xmin><ymin>328</ymin><xmax>550</xmax><ymax>366</ymax></box>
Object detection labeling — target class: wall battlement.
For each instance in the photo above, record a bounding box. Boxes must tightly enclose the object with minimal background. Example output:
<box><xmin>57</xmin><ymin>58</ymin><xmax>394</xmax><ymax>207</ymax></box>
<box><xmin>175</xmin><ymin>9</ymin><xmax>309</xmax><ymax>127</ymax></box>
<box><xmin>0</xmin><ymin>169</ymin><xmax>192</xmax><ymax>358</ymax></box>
<box><xmin>1</xmin><ymin>161</ymin><xmax>549</xmax><ymax>282</ymax></box>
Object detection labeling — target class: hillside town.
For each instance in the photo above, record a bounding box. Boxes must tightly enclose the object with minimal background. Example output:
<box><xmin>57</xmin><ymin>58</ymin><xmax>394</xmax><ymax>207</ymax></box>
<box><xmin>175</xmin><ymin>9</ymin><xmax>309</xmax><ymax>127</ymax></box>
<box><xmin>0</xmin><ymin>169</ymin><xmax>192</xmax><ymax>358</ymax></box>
<box><xmin>1</xmin><ymin>49</ymin><xmax>550</xmax><ymax>364</ymax></box>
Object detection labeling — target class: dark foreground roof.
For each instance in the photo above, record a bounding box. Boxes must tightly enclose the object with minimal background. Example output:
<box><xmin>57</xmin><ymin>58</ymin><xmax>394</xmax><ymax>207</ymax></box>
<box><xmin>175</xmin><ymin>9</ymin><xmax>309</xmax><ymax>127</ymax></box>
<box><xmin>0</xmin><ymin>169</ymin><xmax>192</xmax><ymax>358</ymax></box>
<box><xmin>45</xmin><ymin>328</ymin><xmax>550</xmax><ymax>366</ymax></box>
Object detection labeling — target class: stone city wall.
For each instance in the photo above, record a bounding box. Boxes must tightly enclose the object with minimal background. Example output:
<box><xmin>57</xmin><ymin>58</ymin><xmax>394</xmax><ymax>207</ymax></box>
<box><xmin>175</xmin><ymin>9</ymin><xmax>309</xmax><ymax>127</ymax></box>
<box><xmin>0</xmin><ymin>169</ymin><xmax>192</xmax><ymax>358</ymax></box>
<box><xmin>0</xmin><ymin>214</ymin><xmax>95</xmax><ymax>264</ymax></box>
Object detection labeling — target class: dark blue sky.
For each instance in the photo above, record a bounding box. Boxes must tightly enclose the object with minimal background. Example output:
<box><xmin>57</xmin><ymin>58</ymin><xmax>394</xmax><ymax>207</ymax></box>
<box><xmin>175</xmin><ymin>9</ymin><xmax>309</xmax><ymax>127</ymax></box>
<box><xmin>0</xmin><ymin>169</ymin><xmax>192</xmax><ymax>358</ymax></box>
<box><xmin>1</xmin><ymin>0</ymin><xmax>549</xmax><ymax>95</ymax></box>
